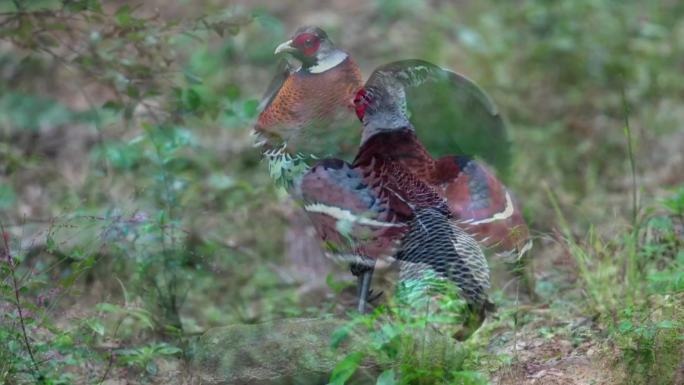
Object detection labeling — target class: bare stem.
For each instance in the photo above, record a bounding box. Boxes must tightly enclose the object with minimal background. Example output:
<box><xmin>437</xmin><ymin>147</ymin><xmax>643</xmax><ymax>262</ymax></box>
<box><xmin>1</xmin><ymin>223</ymin><xmax>41</xmax><ymax>381</ymax></box>
<box><xmin>97</xmin><ymin>315</ymin><xmax>125</xmax><ymax>385</ymax></box>
<box><xmin>620</xmin><ymin>85</ymin><xmax>638</xmax><ymax>230</ymax></box>
<box><xmin>620</xmin><ymin>82</ymin><xmax>640</xmax><ymax>296</ymax></box>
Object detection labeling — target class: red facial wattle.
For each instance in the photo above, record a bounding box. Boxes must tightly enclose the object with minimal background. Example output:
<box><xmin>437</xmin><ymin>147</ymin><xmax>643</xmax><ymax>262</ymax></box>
<box><xmin>353</xmin><ymin>88</ymin><xmax>369</xmax><ymax>121</ymax></box>
<box><xmin>293</xmin><ymin>33</ymin><xmax>321</xmax><ymax>57</ymax></box>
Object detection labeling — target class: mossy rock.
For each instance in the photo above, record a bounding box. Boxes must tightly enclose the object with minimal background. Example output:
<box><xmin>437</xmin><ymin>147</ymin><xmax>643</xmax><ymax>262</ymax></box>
<box><xmin>189</xmin><ymin>318</ymin><xmax>379</xmax><ymax>385</ymax></box>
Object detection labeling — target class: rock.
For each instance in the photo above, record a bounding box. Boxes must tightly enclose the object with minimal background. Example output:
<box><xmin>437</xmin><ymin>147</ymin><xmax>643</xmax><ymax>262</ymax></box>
<box><xmin>189</xmin><ymin>318</ymin><xmax>378</xmax><ymax>385</ymax></box>
<box><xmin>188</xmin><ymin>316</ymin><xmax>468</xmax><ymax>385</ymax></box>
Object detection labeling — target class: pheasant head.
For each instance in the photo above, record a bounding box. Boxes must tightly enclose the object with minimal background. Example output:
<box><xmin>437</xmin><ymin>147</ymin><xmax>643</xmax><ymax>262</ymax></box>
<box><xmin>353</xmin><ymin>86</ymin><xmax>413</xmax><ymax>144</ymax></box>
<box><xmin>274</xmin><ymin>26</ymin><xmax>348</xmax><ymax>73</ymax></box>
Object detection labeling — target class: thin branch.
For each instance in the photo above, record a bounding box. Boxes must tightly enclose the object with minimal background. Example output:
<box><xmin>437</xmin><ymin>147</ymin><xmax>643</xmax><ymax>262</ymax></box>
<box><xmin>620</xmin><ymin>83</ymin><xmax>638</xmax><ymax>230</ymax></box>
<box><xmin>97</xmin><ymin>308</ymin><xmax>127</xmax><ymax>385</ymax></box>
<box><xmin>1</xmin><ymin>222</ymin><xmax>42</xmax><ymax>381</ymax></box>
<box><xmin>620</xmin><ymin>79</ymin><xmax>640</xmax><ymax>296</ymax></box>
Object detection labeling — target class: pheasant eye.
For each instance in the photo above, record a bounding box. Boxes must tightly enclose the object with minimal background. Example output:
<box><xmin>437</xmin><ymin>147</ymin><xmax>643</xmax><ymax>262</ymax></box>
<box><xmin>353</xmin><ymin>88</ymin><xmax>371</xmax><ymax>121</ymax></box>
<box><xmin>293</xmin><ymin>33</ymin><xmax>321</xmax><ymax>56</ymax></box>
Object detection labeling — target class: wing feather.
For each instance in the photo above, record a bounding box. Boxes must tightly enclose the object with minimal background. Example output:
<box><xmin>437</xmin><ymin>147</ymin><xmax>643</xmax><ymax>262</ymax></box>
<box><xmin>299</xmin><ymin>159</ymin><xmax>406</xmax><ymax>263</ymax></box>
<box><xmin>435</xmin><ymin>155</ymin><xmax>531</xmax><ymax>259</ymax></box>
<box><xmin>257</xmin><ymin>59</ymin><xmax>295</xmax><ymax>114</ymax></box>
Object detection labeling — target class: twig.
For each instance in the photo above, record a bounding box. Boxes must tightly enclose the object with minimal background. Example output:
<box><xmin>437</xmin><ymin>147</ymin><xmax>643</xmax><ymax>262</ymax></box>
<box><xmin>97</xmin><ymin>347</ymin><xmax>116</xmax><ymax>385</ymax></box>
<box><xmin>97</xmin><ymin>314</ymin><xmax>126</xmax><ymax>385</ymax></box>
<box><xmin>620</xmin><ymin>80</ymin><xmax>641</xmax><ymax>298</ymax></box>
<box><xmin>96</xmin><ymin>276</ymin><xmax>131</xmax><ymax>385</ymax></box>
<box><xmin>620</xmin><ymin>83</ymin><xmax>638</xmax><ymax>231</ymax></box>
<box><xmin>11</xmin><ymin>0</ymin><xmax>23</xmax><ymax>12</ymax></box>
<box><xmin>1</xmin><ymin>223</ymin><xmax>42</xmax><ymax>381</ymax></box>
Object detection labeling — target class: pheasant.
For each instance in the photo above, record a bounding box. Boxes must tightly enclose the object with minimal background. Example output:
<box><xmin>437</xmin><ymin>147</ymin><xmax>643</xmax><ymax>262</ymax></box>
<box><xmin>300</xmin><ymin>75</ymin><xmax>498</xmax><ymax>338</ymax></box>
<box><xmin>302</xmin><ymin>160</ymin><xmax>493</xmax><ymax>339</ymax></box>
<box><xmin>254</xmin><ymin>27</ymin><xmax>532</xmax><ymax>314</ymax></box>
<box><xmin>255</xmin><ymin>27</ymin><xmax>529</xmax><ymax>259</ymax></box>
<box><xmin>353</xmin><ymin>61</ymin><xmax>530</xmax><ymax>257</ymax></box>
<box><xmin>254</xmin><ymin>26</ymin><xmax>362</xmax><ymax>177</ymax></box>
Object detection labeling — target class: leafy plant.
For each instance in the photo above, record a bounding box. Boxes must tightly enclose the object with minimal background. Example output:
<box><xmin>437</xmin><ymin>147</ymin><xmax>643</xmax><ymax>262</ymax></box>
<box><xmin>0</xmin><ymin>1</ymin><xmax>255</xmax><ymax>382</ymax></box>
<box><xmin>116</xmin><ymin>342</ymin><xmax>182</xmax><ymax>376</ymax></box>
<box><xmin>328</xmin><ymin>277</ymin><xmax>490</xmax><ymax>385</ymax></box>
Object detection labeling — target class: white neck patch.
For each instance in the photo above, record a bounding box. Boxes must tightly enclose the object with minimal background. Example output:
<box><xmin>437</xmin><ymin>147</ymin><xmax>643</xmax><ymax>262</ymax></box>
<box><xmin>308</xmin><ymin>50</ymin><xmax>348</xmax><ymax>74</ymax></box>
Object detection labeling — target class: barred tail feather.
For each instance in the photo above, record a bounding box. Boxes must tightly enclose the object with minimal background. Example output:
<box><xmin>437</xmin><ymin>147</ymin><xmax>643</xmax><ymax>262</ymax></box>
<box><xmin>396</xmin><ymin>207</ymin><xmax>491</xmax><ymax>306</ymax></box>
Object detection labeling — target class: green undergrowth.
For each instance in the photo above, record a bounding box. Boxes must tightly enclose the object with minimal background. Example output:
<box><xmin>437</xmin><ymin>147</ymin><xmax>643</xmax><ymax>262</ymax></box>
<box><xmin>2</xmin><ymin>0</ymin><xmax>684</xmax><ymax>384</ymax></box>
<box><xmin>327</xmin><ymin>279</ymin><xmax>491</xmax><ymax>385</ymax></box>
<box><xmin>549</xmin><ymin>182</ymin><xmax>684</xmax><ymax>384</ymax></box>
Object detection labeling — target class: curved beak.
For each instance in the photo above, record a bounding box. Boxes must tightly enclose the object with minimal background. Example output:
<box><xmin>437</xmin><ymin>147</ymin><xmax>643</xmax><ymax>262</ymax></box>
<box><xmin>274</xmin><ymin>39</ymin><xmax>296</xmax><ymax>55</ymax></box>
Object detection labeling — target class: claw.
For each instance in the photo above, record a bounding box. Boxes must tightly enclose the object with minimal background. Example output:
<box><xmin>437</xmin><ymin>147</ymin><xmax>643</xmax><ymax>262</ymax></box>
<box><xmin>367</xmin><ymin>289</ymin><xmax>383</xmax><ymax>304</ymax></box>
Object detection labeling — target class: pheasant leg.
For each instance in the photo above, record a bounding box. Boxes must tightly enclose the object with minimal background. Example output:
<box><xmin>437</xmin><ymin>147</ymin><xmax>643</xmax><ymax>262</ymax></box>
<box><xmin>357</xmin><ymin>269</ymin><xmax>374</xmax><ymax>313</ymax></box>
<box><xmin>350</xmin><ymin>261</ymin><xmax>376</xmax><ymax>313</ymax></box>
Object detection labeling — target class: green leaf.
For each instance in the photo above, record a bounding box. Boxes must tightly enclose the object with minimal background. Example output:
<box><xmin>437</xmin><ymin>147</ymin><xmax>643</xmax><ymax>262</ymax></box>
<box><xmin>647</xmin><ymin>216</ymin><xmax>672</xmax><ymax>231</ymax></box>
<box><xmin>129</xmin><ymin>308</ymin><xmax>155</xmax><ymax>329</ymax></box>
<box><xmin>243</xmin><ymin>99</ymin><xmax>259</xmax><ymax>118</ymax></box>
<box><xmin>656</xmin><ymin>320</ymin><xmax>677</xmax><ymax>329</ymax></box>
<box><xmin>226</xmin><ymin>84</ymin><xmax>241</xmax><ymax>101</ymax></box>
<box><xmin>184</xmin><ymin>88</ymin><xmax>202</xmax><ymax>111</ymax></box>
<box><xmin>155</xmin><ymin>344</ymin><xmax>182</xmax><ymax>355</ymax></box>
<box><xmin>115</xmin><ymin>5</ymin><xmax>132</xmax><ymax>27</ymax></box>
<box><xmin>126</xmin><ymin>85</ymin><xmax>140</xmax><ymax>99</ymax></box>
<box><xmin>102</xmin><ymin>100</ymin><xmax>124</xmax><ymax>112</ymax></box>
<box><xmin>183</xmin><ymin>70</ymin><xmax>203</xmax><ymax>85</ymax></box>
<box><xmin>96</xmin><ymin>303</ymin><xmax>124</xmax><ymax>313</ymax></box>
<box><xmin>326</xmin><ymin>273</ymin><xmax>351</xmax><ymax>294</ymax></box>
<box><xmin>0</xmin><ymin>92</ymin><xmax>75</xmax><ymax>131</ymax></box>
<box><xmin>45</xmin><ymin>234</ymin><xmax>57</xmax><ymax>252</ymax></box>
<box><xmin>617</xmin><ymin>320</ymin><xmax>633</xmax><ymax>333</ymax></box>
<box><xmin>102</xmin><ymin>141</ymin><xmax>142</xmax><ymax>170</ymax></box>
<box><xmin>330</xmin><ymin>324</ymin><xmax>351</xmax><ymax>349</ymax></box>
<box><xmin>208</xmin><ymin>174</ymin><xmax>236</xmax><ymax>190</ymax></box>
<box><xmin>376</xmin><ymin>369</ymin><xmax>397</xmax><ymax>385</ymax></box>
<box><xmin>662</xmin><ymin>185</ymin><xmax>684</xmax><ymax>215</ymax></box>
<box><xmin>86</xmin><ymin>318</ymin><xmax>105</xmax><ymax>336</ymax></box>
<box><xmin>452</xmin><ymin>371</ymin><xmax>489</xmax><ymax>384</ymax></box>
<box><xmin>55</xmin><ymin>333</ymin><xmax>74</xmax><ymax>349</ymax></box>
<box><xmin>328</xmin><ymin>351</ymin><xmax>364</xmax><ymax>385</ymax></box>
<box><xmin>0</xmin><ymin>184</ymin><xmax>16</xmax><ymax>209</ymax></box>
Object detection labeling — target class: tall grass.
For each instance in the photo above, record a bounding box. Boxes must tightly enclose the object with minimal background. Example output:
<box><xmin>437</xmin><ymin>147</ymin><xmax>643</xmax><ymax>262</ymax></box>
<box><xmin>543</xmin><ymin>101</ymin><xmax>684</xmax><ymax>383</ymax></box>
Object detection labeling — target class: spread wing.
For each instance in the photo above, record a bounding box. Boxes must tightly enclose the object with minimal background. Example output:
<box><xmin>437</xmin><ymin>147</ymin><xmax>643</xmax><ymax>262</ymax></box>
<box><xmin>365</xmin><ymin>59</ymin><xmax>511</xmax><ymax>179</ymax></box>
